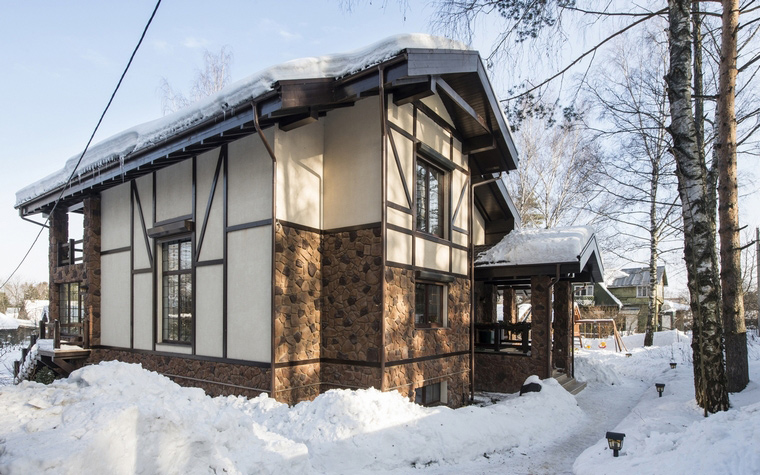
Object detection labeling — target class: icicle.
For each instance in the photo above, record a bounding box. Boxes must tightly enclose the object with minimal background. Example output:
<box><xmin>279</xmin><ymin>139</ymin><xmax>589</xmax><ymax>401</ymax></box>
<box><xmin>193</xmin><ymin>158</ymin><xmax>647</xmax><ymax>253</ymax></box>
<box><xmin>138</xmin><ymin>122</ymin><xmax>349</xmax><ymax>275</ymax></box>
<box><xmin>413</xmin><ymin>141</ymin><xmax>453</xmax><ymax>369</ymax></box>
<box><xmin>119</xmin><ymin>155</ymin><xmax>125</xmax><ymax>180</ymax></box>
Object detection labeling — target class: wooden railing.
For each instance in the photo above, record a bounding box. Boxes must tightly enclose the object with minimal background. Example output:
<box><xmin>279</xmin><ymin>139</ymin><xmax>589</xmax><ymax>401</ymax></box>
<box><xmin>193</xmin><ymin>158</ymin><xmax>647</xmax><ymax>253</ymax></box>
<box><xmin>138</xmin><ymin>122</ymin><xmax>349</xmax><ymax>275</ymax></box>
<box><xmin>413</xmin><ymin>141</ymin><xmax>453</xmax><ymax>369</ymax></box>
<box><xmin>39</xmin><ymin>314</ymin><xmax>89</xmax><ymax>349</ymax></box>
<box><xmin>474</xmin><ymin>321</ymin><xmax>531</xmax><ymax>354</ymax></box>
<box><xmin>57</xmin><ymin>239</ymin><xmax>83</xmax><ymax>266</ymax></box>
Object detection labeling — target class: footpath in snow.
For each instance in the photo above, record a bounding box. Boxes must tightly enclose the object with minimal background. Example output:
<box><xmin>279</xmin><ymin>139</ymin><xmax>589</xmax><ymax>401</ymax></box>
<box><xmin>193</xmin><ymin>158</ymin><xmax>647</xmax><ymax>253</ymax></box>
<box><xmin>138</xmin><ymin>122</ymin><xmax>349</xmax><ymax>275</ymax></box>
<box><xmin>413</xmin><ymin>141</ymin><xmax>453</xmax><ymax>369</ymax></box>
<box><xmin>0</xmin><ymin>330</ymin><xmax>758</xmax><ymax>474</ymax></box>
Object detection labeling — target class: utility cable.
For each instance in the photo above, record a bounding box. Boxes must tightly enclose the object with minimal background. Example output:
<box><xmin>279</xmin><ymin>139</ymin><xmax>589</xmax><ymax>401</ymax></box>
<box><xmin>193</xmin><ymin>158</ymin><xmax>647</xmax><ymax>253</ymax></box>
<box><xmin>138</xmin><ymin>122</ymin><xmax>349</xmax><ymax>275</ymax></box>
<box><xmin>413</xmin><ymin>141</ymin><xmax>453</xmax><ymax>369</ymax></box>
<box><xmin>0</xmin><ymin>0</ymin><xmax>162</xmax><ymax>292</ymax></box>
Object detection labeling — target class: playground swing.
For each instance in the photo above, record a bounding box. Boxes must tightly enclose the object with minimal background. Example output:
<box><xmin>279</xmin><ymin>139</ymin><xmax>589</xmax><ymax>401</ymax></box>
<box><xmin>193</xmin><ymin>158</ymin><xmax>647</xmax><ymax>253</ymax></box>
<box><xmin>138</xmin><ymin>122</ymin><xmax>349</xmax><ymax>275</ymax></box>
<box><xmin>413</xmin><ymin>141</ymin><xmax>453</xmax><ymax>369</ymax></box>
<box><xmin>574</xmin><ymin>318</ymin><xmax>628</xmax><ymax>353</ymax></box>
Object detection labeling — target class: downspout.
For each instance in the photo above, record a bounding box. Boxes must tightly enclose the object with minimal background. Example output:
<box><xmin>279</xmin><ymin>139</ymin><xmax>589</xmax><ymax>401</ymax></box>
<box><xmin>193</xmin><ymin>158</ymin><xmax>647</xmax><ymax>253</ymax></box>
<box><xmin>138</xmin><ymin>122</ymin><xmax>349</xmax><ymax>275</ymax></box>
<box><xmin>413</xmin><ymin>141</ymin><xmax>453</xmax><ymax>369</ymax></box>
<box><xmin>470</xmin><ymin>174</ymin><xmax>501</xmax><ymax>402</ymax></box>
<box><xmin>19</xmin><ymin>210</ymin><xmax>50</xmax><ymax>228</ymax></box>
<box><xmin>253</xmin><ymin>102</ymin><xmax>278</xmax><ymax>399</ymax></box>
<box><xmin>379</xmin><ymin>66</ymin><xmax>387</xmax><ymax>392</ymax></box>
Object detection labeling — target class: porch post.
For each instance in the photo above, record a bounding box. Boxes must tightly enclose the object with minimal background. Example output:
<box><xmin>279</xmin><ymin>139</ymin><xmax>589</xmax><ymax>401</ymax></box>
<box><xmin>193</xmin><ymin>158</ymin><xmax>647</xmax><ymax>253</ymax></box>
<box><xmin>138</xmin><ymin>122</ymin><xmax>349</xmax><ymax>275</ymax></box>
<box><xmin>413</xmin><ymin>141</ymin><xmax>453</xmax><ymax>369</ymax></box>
<box><xmin>530</xmin><ymin>275</ymin><xmax>553</xmax><ymax>379</ymax></box>
<box><xmin>503</xmin><ymin>287</ymin><xmax>517</xmax><ymax>323</ymax></box>
<box><xmin>83</xmin><ymin>196</ymin><xmax>101</xmax><ymax>347</ymax></box>
<box><xmin>48</xmin><ymin>208</ymin><xmax>68</xmax><ymax>324</ymax></box>
<box><xmin>552</xmin><ymin>281</ymin><xmax>573</xmax><ymax>375</ymax></box>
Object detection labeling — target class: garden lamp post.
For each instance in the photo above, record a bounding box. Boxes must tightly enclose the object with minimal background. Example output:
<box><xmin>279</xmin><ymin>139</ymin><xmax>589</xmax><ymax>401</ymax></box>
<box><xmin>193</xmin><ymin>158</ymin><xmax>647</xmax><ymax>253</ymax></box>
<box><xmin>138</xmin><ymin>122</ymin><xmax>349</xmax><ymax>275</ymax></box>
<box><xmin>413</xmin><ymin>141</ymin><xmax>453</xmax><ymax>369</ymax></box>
<box><xmin>606</xmin><ymin>432</ymin><xmax>625</xmax><ymax>457</ymax></box>
<box><xmin>655</xmin><ymin>383</ymin><xmax>665</xmax><ymax>397</ymax></box>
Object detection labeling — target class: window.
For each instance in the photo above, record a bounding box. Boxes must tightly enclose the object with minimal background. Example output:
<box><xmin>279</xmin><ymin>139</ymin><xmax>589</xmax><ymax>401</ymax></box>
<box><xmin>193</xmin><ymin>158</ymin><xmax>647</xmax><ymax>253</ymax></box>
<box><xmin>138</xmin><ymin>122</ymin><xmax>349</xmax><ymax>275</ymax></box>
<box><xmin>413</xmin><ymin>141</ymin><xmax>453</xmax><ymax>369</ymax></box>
<box><xmin>637</xmin><ymin>286</ymin><xmax>650</xmax><ymax>298</ymax></box>
<box><xmin>162</xmin><ymin>238</ymin><xmax>192</xmax><ymax>344</ymax></box>
<box><xmin>415</xmin><ymin>282</ymin><xmax>445</xmax><ymax>327</ymax></box>
<box><xmin>416</xmin><ymin>159</ymin><xmax>444</xmax><ymax>237</ymax></box>
<box><xmin>59</xmin><ymin>282</ymin><xmax>82</xmax><ymax>336</ymax></box>
<box><xmin>415</xmin><ymin>382</ymin><xmax>442</xmax><ymax>406</ymax></box>
<box><xmin>574</xmin><ymin>284</ymin><xmax>594</xmax><ymax>297</ymax></box>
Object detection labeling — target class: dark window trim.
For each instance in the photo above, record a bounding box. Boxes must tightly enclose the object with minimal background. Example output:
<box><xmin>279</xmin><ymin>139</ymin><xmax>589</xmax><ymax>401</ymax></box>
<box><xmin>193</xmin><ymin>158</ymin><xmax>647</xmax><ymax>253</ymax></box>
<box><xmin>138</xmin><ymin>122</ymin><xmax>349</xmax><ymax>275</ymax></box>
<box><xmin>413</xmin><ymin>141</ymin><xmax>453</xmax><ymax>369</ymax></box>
<box><xmin>415</xmin><ymin>280</ymin><xmax>446</xmax><ymax>328</ymax></box>
<box><xmin>159</xmin><ymin>235</ymin><xmax>193</xmax><ymax>345</ymax></box>
<box><xmin>415</xmin><ymin>157</ymin><xmax>446</xmax><ymax>238</ymax></box>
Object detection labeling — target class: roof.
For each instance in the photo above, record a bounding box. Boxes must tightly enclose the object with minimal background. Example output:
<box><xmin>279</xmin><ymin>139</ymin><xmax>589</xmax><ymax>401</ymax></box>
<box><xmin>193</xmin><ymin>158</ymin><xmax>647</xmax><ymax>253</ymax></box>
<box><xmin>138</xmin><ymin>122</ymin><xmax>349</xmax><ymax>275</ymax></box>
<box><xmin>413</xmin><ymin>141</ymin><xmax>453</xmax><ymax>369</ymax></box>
<box><xmin>597</xmin><ymin>283</ymin><xmax>623</xmax><ymax>309</ymax></box>
<box><xmin>16</xmin><ymin>34</ymin><xmax>519</xmax><ymax>216</ymax></box>
<box><xmin>474</xmin><ymin>226</ymin><xmax>605</xmax><ymax>285</ymax></box>
<box><xmin>608</xmin><ymin>266</ymin><xmax>667</xmax><ymax>288</ymax></box>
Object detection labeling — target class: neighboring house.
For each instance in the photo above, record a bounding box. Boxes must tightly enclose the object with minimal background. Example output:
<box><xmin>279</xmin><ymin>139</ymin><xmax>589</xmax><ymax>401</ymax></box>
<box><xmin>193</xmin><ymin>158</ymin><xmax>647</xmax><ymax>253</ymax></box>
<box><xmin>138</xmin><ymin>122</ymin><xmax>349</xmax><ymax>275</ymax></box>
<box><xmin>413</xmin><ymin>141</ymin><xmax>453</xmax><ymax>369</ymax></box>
<box><xmin>605</xmin><ymin>266</ymin><xmax>668</xmax><ymax>332</ymax></box>
<box><xmin>15</xmin><ymin>35</ymin><xmax>524</xmax><ymax>408</ymax></box>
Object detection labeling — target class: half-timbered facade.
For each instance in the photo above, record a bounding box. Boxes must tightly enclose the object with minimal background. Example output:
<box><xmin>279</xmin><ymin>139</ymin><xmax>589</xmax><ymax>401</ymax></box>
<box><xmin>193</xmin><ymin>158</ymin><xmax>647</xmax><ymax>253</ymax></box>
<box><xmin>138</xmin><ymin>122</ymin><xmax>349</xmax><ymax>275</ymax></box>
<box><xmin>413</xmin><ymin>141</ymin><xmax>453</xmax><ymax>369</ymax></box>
<box><xmin>16</xmin><ymin>36</ymin><xmax>520</xmax><ymax>407</ymax></box>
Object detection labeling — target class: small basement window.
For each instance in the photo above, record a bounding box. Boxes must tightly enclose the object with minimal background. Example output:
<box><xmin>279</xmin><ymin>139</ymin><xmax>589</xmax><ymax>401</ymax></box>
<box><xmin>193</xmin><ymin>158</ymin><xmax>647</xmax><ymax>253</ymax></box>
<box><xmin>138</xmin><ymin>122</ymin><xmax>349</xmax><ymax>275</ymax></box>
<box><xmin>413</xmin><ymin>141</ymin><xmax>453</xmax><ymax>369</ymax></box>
<box><xmin>415</xmin><ymin>382</ymin><xmax>447</xmax><ymax>406</ymax></box>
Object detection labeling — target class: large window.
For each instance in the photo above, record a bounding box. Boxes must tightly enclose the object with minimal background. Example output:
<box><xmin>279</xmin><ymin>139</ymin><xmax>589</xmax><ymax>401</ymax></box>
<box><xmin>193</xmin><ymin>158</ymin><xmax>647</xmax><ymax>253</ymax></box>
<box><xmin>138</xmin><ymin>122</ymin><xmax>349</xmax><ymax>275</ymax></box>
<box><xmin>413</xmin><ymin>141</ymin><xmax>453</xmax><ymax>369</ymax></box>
<box><xmin>415</xmin><ymin>282</ymin><xmax>445</xmax><ymax>328</ymax></box>
<box><xmin>59</xmin><ymin>282</ymin><xmax>82</xmax><ymax>336</ymax></box>
<box><xmin>162</xmin><ymin>238</ymin><xmax>192</xmax><ymax>344</ymax></box>
<box><xmin>416</xmin><ymin>159</ymin><xmax>444</xmax><ymax>237</ymax></box>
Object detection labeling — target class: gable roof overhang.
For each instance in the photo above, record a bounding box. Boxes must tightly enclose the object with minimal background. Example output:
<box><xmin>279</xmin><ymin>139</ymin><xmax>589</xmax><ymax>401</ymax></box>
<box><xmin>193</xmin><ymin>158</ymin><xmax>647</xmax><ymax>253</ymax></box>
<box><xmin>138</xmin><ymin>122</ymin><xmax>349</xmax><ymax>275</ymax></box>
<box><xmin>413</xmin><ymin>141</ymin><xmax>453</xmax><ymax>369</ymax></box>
<box><xmin>17</xmin><ymin>47</ymin><xmax>517</xmax><ymax>217</ymax></box>
<box><xmin>474</xmin><ymin>233</ymin><xmax>604</xmax><ymax>287</ymax></box>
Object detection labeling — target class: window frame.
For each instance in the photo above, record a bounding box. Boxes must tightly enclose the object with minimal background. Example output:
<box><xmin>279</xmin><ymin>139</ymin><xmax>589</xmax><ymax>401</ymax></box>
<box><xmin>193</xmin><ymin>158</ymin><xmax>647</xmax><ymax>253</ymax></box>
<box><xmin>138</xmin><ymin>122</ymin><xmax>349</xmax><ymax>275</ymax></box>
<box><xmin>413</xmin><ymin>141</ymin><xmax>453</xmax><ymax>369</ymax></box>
<box><xmin>637</xmin><ymin>285</ymin><xmax>650</xmax><ymax>298</ymax></box>
<box><xmin>573</xmin><ymin>284</ymin><xmax>594</xmax><ymax>297</ymax></box>
<box><xmin>59</xmin><ymin>282</ymin><xmax>82</xmax><ymax>336</ymax></box>
<box><xmin>415</xmin><ymin>156</ymin><xmax>447</xmax><ymax>239</ymax></box>
<box><xmin>159</xmin><ymin>235</ymin><xmax>194</xmax><ymax>345</ymax></box>
<box><xmin>415</xmin><ymin>382</ymin><xmax>443</xmax><ymax>406</ymax></box>
<box><xmin>415</xmin><ymin>281</ymin><xmax>447</xmax><ymax>328</ymax></box>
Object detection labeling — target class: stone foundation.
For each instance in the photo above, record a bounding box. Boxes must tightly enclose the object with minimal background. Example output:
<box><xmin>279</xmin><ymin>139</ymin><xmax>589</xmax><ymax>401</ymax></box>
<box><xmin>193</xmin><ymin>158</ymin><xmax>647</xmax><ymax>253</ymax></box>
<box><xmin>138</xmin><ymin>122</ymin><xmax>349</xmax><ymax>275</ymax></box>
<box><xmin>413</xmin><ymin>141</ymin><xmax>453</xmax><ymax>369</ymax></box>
<box><xmin>89</xmin><ymin>348</ymin><xmax>271</xmax><ymax>398</ymax></box>
<box><xmin>274</xmin><ymin>362</ymin><xmax>321</xmax><ymax>405</ymax></box>
<box><xmin>474</xmin><ymin>353</ymin><xmax>544</xmax><ymax>394</ymax></box>
<box><xmin>385</xmin><ymin>353</ymin><xmax>470</xmax><ymax>408</ymax></box>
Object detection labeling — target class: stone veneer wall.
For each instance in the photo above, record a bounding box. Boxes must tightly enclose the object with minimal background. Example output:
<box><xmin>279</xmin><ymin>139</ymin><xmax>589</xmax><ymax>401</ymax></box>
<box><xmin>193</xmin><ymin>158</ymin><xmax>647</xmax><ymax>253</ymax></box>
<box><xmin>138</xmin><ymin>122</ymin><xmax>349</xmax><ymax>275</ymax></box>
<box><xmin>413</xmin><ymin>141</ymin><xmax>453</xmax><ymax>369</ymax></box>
<box><xmin>552</xmin><ymin>281</ymin><xmax>573</xmax><ymax>375</ymax></box>
<box><xmin>48</xmin><ymin>198</ymin><xmax>101</xmax><ymax>344</ymax></box>
<box><xmin>321</xmin><ymin>227</ymin><xmax>383</xmax><ymax>363</ymax></box>
<box><xmin>89</xmin><ymin>348</ymin><xmax>271</xmax><ymax>398</ymax></box>
<box><xmin>383</xmin><ymin>267</ymin><xmax>471</xmax><ymax>408</ymax></box>
<box><xmin>83</xmin><ymin>197</ymin><xmax>101</xmax><ymax>345</ymax></box>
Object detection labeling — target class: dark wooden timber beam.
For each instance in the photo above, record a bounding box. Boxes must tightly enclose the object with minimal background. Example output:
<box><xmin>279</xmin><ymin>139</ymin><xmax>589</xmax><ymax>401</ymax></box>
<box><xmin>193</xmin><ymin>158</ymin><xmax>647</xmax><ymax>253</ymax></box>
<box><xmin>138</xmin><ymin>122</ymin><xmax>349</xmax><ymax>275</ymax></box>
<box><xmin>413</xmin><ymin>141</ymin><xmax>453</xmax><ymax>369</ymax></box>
<box><xmin>434</xmin><ymin>76</ymin><xmax>489</xmax><ymax>132</ymax></box>
<box><xmin>392</xmin><ymin>77</ymin><xmax>435</xmax><ymax>106</ymax></box>
<box><xmin>278</xmin><ymin>110</ymin><xmax>319</xmax><ymax>131</ymax></box>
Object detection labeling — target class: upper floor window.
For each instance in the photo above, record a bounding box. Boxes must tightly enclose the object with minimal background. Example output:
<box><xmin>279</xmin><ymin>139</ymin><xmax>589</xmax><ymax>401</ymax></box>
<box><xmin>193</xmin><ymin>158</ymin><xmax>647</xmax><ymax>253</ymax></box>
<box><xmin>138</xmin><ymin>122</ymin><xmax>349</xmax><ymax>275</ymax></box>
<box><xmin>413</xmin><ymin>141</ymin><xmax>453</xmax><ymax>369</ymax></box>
<box><xmin>574</xmin><ymin>284</ymin><xmax>594</xmax><ymax>297</ymax></box>
<box><xmin>162</xmin><ymin>238</ymin><xmax>192</xmax><ymax>344</ymax></box>
<box><xmin>416</xmin><ymin>159</ymin><xmax>444</xmax><ymax>237</ymax></box>
<box><xmin>637</xmin><ymin>285</ymin><xmax>650</xmax><ymax>298</ymax></box>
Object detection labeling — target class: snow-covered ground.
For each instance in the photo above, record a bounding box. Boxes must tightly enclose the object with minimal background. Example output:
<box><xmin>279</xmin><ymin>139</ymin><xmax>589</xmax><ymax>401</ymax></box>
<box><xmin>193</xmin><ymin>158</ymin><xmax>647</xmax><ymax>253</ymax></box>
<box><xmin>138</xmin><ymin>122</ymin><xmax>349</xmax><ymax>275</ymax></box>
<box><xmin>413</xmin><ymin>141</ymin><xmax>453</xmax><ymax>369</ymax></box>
<box><xmin>0</xmin><ymin>331</ymin><xmax>758</xmax><ymax>474</ymax></box>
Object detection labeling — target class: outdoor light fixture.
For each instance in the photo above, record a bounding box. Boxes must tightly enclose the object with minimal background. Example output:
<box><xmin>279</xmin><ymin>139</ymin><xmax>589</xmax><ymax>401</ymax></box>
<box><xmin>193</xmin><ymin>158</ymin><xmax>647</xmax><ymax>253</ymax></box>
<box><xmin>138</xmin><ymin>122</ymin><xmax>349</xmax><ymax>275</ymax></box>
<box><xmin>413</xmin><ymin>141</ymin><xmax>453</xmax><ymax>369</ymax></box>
<box><xmin>655</xmin><ymin>383</ymin><xmax>665</xmax><ymax>397</ymax></box>
<box><xmin>670</xmin><ymin>362</ymin><xmax>677</xmax><ymax>369</ymax></box>
<box><xmin>606</xmin><ymin>431</ymin><xmax>625</xmax><ymax>457</ymax></box>
<box><xmin>625</xmin><ymin>353</ymin><xmax>632</xmax><ymax>358</ymax></box>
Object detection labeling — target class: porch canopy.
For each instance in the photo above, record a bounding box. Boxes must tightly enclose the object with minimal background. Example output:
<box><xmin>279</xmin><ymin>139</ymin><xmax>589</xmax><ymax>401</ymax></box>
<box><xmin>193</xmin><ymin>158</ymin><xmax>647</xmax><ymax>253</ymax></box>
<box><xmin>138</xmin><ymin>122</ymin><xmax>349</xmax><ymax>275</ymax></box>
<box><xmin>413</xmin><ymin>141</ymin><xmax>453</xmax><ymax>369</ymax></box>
<box><xmin>474</xmin><ymin>226</ymin><xmax>604</xmax><ymax>286</ymax></box>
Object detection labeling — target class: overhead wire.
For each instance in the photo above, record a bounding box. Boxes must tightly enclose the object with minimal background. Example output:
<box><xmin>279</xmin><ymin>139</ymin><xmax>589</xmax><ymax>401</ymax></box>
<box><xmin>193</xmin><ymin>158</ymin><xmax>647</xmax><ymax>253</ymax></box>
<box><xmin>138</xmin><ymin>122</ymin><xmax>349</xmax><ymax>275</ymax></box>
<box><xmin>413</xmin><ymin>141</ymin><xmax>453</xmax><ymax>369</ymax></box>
<box><xmin>0</xmin><ymin>0</ymin><xmax>162</xmax><ymax>292</ymax></box>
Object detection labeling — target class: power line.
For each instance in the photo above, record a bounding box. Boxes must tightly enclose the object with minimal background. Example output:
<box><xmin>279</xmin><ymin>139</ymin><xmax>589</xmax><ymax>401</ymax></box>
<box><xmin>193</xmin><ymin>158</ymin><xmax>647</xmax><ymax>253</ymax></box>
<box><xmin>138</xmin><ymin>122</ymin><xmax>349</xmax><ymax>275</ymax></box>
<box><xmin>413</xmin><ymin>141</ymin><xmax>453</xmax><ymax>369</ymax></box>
<box><xmin>0</xmin><ymin>0</ymin><xmax>162</xmax><ymax>292</ymax></box>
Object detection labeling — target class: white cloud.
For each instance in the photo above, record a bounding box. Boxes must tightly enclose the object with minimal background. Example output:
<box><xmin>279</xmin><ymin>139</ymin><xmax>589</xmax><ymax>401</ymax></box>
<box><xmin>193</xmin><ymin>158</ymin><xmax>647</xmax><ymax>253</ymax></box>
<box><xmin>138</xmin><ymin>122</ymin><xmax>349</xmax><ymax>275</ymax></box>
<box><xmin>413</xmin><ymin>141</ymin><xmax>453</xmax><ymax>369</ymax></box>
<box><xmin>183</xmin><ymin>37</ymin><xmax>209</xmax><ymax>49</ymax></box>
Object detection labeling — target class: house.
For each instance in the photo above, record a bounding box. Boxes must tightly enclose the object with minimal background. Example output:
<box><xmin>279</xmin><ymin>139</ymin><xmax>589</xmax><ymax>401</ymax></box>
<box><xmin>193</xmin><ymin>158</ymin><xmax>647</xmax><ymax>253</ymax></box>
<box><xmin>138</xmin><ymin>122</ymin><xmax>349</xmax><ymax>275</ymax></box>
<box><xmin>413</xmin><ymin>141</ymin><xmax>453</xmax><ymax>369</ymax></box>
<box><xmin>577</xmin><ymin>266</ymin><xmax>668</xmax><ymax>333</ymax></box>
<box><xmin>15</xmin><ymin>35</ymin><xmax>531</xmax><ymax>408</ymax></box>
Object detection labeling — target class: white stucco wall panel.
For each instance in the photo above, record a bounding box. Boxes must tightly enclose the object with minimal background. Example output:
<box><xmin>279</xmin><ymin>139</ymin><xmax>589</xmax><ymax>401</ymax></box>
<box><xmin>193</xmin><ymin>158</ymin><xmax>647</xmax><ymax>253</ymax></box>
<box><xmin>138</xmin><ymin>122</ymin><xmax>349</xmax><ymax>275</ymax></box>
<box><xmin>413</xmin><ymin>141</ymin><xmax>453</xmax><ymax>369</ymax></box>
<box><xmin>452</xmin><ymin>138</ymin><xmax>465</xmax><ymax>169</ymax></box>
<box><xmin>387</xmin><ymin>207</ymin><xmax>412</xmax><ymax>229</ymax></box>
<box><xmin>101</xmin><ymin>183</ymin><xmax>131</xmax><ymax>251</ymax></box>
<box><xmin>228</xmin><ymin>132</ymin><xmax>274</xmax><ymax>227</ymax></box>
<box><xmin>156</xmin><ymin>159</ymin><xmax>192</xmax><ymax>222</ymax></box>
<box><xmin>275</xmin><ymin>120</ymin><xmax>324</xmax><ymax>228</ymax></box>
<box><xmin>324</xmin><ymin>98</ymin><xmax>381</xmax><ymax>229</ymax></box>
<box><xmin>416</xmin><ymin>111</ymin><xmax>451</xmax><ymax>159</ymax></box>
<box><xmin>132</xmin><ymin>175</ymin><xmax>153</xmax><ymax>270</ymax></box>
<box><xmin>415</xmin><ymin>237</ymin><xmax>450</xmax><ymax>272</ymax></box>
<box><xmin>100</xmin><ymin>251</ymin><xmax>131</xmax><ymax>348</ymax></box>
<box><xmin>195</xmin><ymin>148</ymin><xmax>224</xmax><ymax>262</ymax></box>
<box><xmin>195</xmin><ymin>264</ymin><xmax>224</xmax><ymax>358</ymax></box>
<box><xmin>452</xmin><ymin>229</ymin><xmax>468</xmax><ymax>248</ymax></box>
<box><xmin>132</xmin><ymin>272</ymin><xmax>153</xmax><ymax>350</ymax></box>
<box><xmin>386</xmin><ymin>229</ymin><xmax>413</xmax><ymax>265</ymax></box>
<box><xmin>473</xmin><ymin>207</ymin><xmax>486</xmax><ymax>246</ymax></box>
<box><xmin>387</xmin><ymin>129</ymin><xmax>414</xmax><ymax>209</ymax></box>
<box><xmin>227</xmin><ymin>226</ymin><xmax>271</xmax><ymax>362</ymax></box>
<box><xmin>420</xmin><ymin>94</ymin><xmax>455</xmax><ymax>127</ymax></box>
<box><xmin>452</xmin><ymin>248</ymin><xmax>468</xmax><ymax>276</ymax></box>
<box><xmin>387</xmin><ymin>99</ymin><xmax>414</xmax><ymax>132</ymax></box>
<box><xmin>451</xmin><ymin>169</ymin><xmax>469</xmax><ymax>230</ymax></box>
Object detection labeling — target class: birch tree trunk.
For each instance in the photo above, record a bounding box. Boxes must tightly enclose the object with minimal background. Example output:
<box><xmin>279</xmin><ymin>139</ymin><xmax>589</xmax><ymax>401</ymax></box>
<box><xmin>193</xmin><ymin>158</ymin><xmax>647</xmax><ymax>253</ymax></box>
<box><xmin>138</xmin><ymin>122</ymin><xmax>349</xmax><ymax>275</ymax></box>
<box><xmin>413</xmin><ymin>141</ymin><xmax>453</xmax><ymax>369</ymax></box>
<box><xmin>644</xmin><ymin>170</ymin><xmax>660</xmax><ymax>347</ymax></box>
<box><xmin>666</xmin><ymin>0</ymin><xmax>729</xmax><ymax>413</ymax></box>
<box><xmin>718</xmin><ymin>0</ymin><xmax>749</xmax><ymax>392</ymax></box>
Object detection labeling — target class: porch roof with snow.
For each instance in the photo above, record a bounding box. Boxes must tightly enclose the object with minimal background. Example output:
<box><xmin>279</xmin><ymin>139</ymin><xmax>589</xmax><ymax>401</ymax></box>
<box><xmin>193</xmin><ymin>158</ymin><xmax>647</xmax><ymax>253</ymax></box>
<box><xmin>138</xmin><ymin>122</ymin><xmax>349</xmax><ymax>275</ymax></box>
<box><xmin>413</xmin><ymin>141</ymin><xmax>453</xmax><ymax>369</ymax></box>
<box><xmin>474</xmin><ymin>226</ymin><xmax>604</xmax><ymax>286</ymax></box>
<box><xmin>16</xmin><ymin>34</ymin><xmax>519</xmax><ymax>216</ymax></box>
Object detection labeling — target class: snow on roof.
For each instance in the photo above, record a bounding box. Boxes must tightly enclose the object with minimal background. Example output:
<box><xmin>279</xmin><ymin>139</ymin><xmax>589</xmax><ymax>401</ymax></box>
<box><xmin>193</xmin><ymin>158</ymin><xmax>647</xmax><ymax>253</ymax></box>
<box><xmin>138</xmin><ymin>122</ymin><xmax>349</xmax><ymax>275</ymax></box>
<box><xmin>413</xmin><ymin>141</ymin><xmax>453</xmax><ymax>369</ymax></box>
<box><xmin>599</xmin><ymin>283</ymin><xmax>623</xmax><ymax>309</ymax></box>
<box><xmin>476</xmin><ymin>226</ymin><xmax>595</xmax><ymax>266</ymax></box>
<box><xmin>662</xmin><ymin>300</ymin><xmax>690</xmax><ymax>312</ymax></box>
<box><xmin>608</xmin><ymin>266</ymin><xmax>666</xmax><ymax>288</ymax></box>
<box><xmin>16</xmin><ymin>34</ymin><xmax>469</xmax><ymax>206</ymax></box>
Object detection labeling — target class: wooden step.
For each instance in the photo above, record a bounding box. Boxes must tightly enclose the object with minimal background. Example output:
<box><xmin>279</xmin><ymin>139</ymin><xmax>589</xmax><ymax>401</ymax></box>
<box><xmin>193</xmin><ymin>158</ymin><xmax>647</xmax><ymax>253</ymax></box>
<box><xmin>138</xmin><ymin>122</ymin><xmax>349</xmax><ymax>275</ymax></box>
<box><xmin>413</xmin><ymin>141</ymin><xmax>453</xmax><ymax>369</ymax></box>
<box><xmin>552</xmin><ymin>370</ymin><xmax>586</xmax><ymax>395</ymax></box>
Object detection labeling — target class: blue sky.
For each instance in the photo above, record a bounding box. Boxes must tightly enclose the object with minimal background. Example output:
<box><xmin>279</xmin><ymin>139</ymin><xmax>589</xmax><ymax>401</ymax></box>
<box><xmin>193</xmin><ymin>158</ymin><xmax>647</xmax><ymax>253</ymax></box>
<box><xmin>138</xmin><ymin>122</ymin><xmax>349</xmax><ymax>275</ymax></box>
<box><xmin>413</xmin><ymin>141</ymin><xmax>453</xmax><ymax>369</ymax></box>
<box><xmin>1</xmin><ymin>1</ymin><xmax>758</xmax><ymax>292</ymax></box>
<box><xmin>0</xmin><ymin>0</ymin><xmax>454</xmax><ymax>284</ymax></box>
